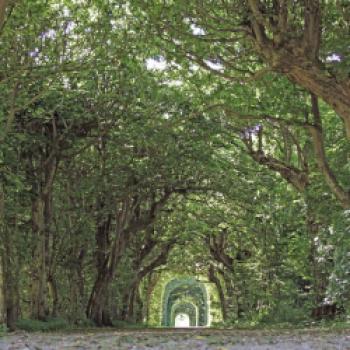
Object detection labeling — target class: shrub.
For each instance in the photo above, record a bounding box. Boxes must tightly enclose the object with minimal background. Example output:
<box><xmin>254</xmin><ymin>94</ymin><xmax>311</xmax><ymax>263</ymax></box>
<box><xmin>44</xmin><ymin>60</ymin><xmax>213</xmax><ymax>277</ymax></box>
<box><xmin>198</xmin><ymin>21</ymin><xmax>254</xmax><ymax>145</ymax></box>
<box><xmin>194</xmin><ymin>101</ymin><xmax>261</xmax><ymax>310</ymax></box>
<box><xmin>0</xmin><ymin>324</ymin><xmax>7</xmax><ymax>336</ymax></box>
<box><xmin>260</xmin><ymin>303</ymin><xmax>308</xmax><ymax>324</ymax></box>
<box><xmin>16</xmin><ymin>318</ymin><xmax>69</xmax><ymax>332</ymax></box>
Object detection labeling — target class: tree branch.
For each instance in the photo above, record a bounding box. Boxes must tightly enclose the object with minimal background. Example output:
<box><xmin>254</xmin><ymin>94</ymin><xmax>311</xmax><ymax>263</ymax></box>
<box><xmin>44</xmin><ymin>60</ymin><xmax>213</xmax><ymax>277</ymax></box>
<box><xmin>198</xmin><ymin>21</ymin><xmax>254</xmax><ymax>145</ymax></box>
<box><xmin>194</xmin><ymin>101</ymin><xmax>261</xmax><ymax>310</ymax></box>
<box><xmin>307</xmin><ymin>94</ymin><xmax>350</xmax><ymax>208</ymax></box>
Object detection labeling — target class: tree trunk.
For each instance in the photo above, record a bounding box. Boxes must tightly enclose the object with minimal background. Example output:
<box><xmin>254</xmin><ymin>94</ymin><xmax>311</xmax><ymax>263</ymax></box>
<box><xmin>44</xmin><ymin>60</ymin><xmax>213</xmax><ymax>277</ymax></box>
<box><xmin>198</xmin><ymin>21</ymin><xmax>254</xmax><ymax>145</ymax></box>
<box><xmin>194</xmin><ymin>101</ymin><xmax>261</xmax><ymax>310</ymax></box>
<box><xmin>126</xmin><ymin>278</ymin><xmax>143</xmax><ymax>322</ymax></box>
<box><xmin>48</xmin><ymin>275</ymin><xmax>59</xmax><ymax>317</ymax></box>
<box><xmin>248</xmin><ymin>1</ymin><xmax>350</xmax><ymax>138</ymax></box>
<box><xmin>221</xmin><ymin>270</ymin><xmax>237</xmax><ymax>320</ymax></box>
<box><xmin>86</xmin><ymin>271</ymin><xmax>113</xmax><ymax>326</ymax></box>
<box><xmin>1</xmin><ymin>224</ymin><xmax>19</xmax><ymax>330</ymax></box>
<box><xmin>208</xmin><ymin>265</ymin><xmax>227</xmax><ymax>321</ymax></box>
<box><xmin>143</xmin><ymin>273</ymin><xmax>159</xmax><ymax>324</ymax></box>
<box><xmin>0</xmin><ymin>184</ymin><xmax>20</xmax><ymax>330</ymax></box>
<box><xmin>134</xmin><ymin>288</ymin><xmax>143</xmax><ymax>323</ymax></box>
<box><xmin>126</xmin><ymin>281</ymin><xmax>138</xmax><ymax>322</ymax></box>
<box><xmin>29</xmin><ymin>154</ymin><xmax>57</xmax><ymax>320</ymax></box>
<box><xmin>87</xmin><ymin>190</ymin><xmax>173</xmax><ymax>325</ymax></box>
<box><xmin>86</xmin><ymin>209</ymin><xmax>114</xmax><ymax>326</ymax></box>
<box><xmin>287</xmin><ymin>64</ymin><xmax>350</xmax><ymax>138</ymax></box>
<box><xmin>30</xmin><ymin>196</ymin><xmax>48</xmax><ymax>320</ymax></box>
<box><xmin>307</xmin><ymin>94</ymin><xmax>350</xmax><ymax>209</ymax></box>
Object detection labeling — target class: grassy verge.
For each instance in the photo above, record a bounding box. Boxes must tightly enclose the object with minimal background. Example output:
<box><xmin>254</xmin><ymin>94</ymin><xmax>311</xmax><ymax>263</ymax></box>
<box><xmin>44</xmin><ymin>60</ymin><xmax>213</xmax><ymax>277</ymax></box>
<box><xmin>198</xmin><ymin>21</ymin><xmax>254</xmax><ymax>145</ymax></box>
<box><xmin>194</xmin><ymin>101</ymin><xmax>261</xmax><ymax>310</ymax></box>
<box><xmin>8</xmin><ymin>317</ymin><xmax>350</xmax><ymax>333</ymax></box>
<box><xmin>212</xmin><ymin>319</ymin><xmax>350</xmax><ymax>331</ymax></box>
<box><xmin>13</xmin><ymin>318</ymin><xmax>148</xmax><ymax>332</ymax></box>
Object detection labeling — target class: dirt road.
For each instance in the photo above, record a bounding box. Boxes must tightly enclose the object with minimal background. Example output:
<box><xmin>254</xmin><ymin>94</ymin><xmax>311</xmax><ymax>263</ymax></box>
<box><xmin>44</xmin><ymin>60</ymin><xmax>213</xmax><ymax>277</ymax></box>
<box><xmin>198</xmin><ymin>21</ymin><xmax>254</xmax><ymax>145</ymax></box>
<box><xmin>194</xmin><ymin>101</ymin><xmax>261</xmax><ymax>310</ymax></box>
<box><xmin>1</xmin><ymin>328</ymin><xmax>349</xmax><ymax>349</ymax></box>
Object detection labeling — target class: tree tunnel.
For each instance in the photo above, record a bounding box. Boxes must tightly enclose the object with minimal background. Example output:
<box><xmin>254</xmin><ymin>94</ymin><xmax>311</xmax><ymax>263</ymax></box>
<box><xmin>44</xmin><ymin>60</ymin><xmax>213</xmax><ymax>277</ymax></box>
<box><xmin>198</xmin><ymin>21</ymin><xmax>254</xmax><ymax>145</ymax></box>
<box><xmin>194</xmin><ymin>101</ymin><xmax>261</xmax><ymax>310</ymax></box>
<box><xmin>172</xmin><ymin>302</ymin><xmax>197</xmax><ymax>327</ymax></box>
<box><xmin>161</xmin><ymin>278</ymin><xmax>209</xmax><ymax>327</ymax></box>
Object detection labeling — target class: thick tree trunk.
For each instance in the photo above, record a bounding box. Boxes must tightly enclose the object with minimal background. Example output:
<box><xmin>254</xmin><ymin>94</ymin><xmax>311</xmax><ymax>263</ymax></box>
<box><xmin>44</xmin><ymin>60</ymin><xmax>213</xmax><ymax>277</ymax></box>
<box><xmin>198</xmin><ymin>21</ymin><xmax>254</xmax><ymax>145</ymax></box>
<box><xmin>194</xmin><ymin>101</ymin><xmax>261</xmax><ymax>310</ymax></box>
<box><xmin>287</xmin><ymin>64</ymin><xmax>350</xmax><ymax>138</ymax></box>
<box><xmin>87</xmin><ymin>190</ymin><xmax>173</xmax><ymax>325</ymax></box>
<box><xmin>86</xmin><ymin>210</ymin><xmax>114</xmax><ymax>326</ymax></box>
<box><xmin>86</xmin><ymin>272</ymin><xmax>113</xmax><ymax>326</ymax></box>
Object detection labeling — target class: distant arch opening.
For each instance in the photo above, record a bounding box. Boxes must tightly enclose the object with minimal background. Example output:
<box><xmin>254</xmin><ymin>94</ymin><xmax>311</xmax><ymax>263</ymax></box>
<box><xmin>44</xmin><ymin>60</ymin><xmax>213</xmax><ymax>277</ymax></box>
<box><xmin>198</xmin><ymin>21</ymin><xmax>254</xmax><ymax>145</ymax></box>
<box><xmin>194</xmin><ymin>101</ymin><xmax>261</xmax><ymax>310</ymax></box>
<box><xmin>171</xmin><ymin>302</ymin><xmax>197</xmax><ymax>327</ymax></box>
<box><xmin>161</xmin><ymin>277</ymin><xmax>209</xmax><ymax>327</ymax></box>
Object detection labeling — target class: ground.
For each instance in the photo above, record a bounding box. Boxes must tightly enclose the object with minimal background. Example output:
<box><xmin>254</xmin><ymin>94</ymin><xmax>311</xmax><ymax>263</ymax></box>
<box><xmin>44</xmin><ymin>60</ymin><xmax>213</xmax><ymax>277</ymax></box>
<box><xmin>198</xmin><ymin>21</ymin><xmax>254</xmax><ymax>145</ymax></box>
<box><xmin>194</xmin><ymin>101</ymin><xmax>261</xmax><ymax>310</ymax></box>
<box><xmin>1</xmin><ymin>328</ymin><xmax>350</xmax><ymax>350</ymax></box>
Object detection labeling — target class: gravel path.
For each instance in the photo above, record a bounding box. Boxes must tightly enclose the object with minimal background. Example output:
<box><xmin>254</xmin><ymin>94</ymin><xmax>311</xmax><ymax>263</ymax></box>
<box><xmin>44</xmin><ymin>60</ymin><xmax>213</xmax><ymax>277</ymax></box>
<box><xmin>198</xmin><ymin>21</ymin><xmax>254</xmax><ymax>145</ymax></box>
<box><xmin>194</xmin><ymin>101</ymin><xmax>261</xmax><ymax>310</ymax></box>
<box><xmin>0</xmin><ymin>328</ymin><xmax>349</xmax><ymax>350</ymax></box>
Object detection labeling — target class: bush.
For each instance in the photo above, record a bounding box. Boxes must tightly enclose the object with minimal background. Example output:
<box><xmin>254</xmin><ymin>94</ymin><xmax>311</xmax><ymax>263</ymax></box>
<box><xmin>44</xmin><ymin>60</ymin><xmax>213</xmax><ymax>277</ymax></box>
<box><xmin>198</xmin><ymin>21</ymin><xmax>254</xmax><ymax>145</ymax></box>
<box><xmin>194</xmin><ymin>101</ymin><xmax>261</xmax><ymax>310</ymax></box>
<box><xmin>260</xmin><ymin>303</ymin><xmax>308</xmax><ymax>324</ymax></box>
<box><xmin>16</xmin><ymin>318</ymin><xmax>69</xmax><ymax>332</ymax></box>
<box><xmin>74</xmin><ymin>318</ymin><xmax>95</xmax><ymax>328</ymax></box>
<box><xmin>0</xmin><ymin>324</ymin><xmax>7</xmax><ymax>336</ymax></box>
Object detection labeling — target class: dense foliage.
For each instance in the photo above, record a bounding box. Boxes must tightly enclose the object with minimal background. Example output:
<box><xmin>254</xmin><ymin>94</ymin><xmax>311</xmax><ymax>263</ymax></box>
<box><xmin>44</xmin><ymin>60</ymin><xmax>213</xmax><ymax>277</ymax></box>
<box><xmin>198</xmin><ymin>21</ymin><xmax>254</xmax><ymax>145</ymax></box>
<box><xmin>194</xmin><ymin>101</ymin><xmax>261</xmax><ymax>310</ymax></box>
<box><xmin>0</xmin><ymin>0</ymin><xmax>349</xmax><ymax>331</ymax></box>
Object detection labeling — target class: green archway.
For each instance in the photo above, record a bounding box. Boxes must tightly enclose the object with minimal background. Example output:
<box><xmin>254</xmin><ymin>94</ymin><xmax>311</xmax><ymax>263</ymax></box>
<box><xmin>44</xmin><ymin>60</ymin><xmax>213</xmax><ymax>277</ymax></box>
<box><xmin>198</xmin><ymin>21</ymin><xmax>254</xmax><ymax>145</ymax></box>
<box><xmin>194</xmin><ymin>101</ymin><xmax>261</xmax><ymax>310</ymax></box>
<box><xmin>162</xmin><ymin>278</ymin><xmax>209</xmax><ymax>327</ymax></box>
<box><xmin>171</xmin><ymin>302</ymin><xmax>197</xmax><ymax>327</ymax></box>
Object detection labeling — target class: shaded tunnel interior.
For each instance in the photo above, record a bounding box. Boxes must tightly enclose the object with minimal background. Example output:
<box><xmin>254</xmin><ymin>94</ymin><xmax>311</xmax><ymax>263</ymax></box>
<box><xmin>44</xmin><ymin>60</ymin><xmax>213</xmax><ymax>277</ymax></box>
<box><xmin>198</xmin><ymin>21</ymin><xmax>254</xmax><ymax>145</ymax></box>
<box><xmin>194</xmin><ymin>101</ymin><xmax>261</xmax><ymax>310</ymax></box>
<box><xmin>162</xmin><ymin>278</ymin><xmax>209</xmax><ymax>327</ymax></box>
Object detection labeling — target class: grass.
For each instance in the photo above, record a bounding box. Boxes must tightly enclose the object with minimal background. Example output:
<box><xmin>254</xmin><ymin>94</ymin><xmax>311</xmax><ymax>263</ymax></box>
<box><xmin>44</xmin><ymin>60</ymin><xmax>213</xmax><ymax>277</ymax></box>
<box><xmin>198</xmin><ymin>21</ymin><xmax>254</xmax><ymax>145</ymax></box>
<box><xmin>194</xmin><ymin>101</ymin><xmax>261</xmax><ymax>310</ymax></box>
<box><xmin>211</xmin><ymin>318</ymin><xmax>350</xmax><ymax>332</ymax></box>
<box><xmin>16</xmin><ymin>318</ymin><xmax>69</xmax><ymax>332</ymax></box>
<box><xmin>9</xmin><ymin>316</ymin><xmax>350</xmax><ymax>333</ymax></box>
<box><xmin>13</xmin><ymin>318</ymin><xmax>147</xmax><ymax>333</ymax></box>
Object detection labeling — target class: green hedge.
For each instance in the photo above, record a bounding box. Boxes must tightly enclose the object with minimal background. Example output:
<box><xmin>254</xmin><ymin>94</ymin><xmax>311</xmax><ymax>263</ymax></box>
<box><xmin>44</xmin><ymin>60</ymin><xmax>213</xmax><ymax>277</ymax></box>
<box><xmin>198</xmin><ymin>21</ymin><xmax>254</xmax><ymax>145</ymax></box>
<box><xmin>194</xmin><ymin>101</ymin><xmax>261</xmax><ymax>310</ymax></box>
<box><xmin>16</xmin><ymin>318</ymin><xmax>69</xmax><ymax>332</ymax></box>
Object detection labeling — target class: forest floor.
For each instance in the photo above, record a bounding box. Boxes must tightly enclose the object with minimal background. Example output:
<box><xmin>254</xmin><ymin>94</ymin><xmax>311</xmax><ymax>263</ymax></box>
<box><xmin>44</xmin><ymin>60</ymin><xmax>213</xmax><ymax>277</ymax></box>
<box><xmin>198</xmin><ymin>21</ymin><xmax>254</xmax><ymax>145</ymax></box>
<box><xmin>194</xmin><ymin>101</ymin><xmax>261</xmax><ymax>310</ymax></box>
<box><xmin>0</xmin><ymin>328</ymin><xmax>350</xmax><ymax>350</ymax></box>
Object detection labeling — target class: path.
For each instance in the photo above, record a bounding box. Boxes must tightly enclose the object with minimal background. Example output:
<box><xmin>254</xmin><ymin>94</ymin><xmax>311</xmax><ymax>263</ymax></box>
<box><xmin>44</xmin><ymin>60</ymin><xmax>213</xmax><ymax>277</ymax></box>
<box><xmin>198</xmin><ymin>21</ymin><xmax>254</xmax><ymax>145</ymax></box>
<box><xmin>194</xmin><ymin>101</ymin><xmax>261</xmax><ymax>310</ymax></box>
<box><xmin>1</xmin><ymin>328</ymin><xmax>349</xmax><ymax>349</ymax></box>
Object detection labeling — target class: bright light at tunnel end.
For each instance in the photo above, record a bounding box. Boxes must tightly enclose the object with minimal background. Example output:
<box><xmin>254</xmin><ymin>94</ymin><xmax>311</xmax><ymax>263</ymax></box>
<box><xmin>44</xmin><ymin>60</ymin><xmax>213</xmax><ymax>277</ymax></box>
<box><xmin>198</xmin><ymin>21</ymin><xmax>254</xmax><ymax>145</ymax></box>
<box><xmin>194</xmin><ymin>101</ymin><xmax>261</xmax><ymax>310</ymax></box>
<box><xmin>175</xmin><ymin>313</ymin><xmax>191</xmax><ymax>328</ymax></box>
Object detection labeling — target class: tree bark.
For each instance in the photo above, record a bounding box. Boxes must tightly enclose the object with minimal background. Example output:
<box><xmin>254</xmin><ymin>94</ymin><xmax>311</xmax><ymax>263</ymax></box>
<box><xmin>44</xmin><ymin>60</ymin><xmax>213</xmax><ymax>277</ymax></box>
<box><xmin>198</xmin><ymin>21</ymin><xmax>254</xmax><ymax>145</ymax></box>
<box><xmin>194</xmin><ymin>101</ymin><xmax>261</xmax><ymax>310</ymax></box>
<box><xmin>30</xmin><ymin>155</ymin><xmax>58</xmax><ymax>320</ymax></box>
<box><xmin>47</xmin><ymin>275</ymin><xmax>59</xmax><ymax>317</ymax></box>
<box><xmin>87</xmin><ymin>190</ymin><xmax>173</xmax><ymax>325</ymax></box>
<box><xmin>144</xmin><ymin>273</ymin><xmax>160</xmax><ymax>323</ymax></box>
<box><xmin>208</xmin><ymin>265</ymin><xmax>227</xmax><ymax>321</ymax></box>
<box><xmin>86</xmin><ymin>271</ymin><xmax>113</xmax><ymax>326</ymax></box>
<box><xmin>246</xmin><ymin>1</ymin><xmax>350</xmax><ymax>138</ymax></box>
<box><xmin>1</xmin><ymin>228</ymin><xmax>19</xmax><ymax>331</ymax></box>
<box><xmin>307</xmin><ymin>94</ymin><xmax>350</xmax><ymax>208</ymax></box>
<box><xmin>125</xmin><ymin>241</ymin><xmax>174</xmax><ymax>322</ymax></box>
<box><xmin>287</xmin><ymin>64</ymin><xmax>350</xmax><ymax>138</ymax></box>
<box><xmin>30</xmin><ymin>196</ymin><xmax>48</xmax><ymax>320</ymax></box>
<box><xmin>86</xmin><ymin>211</ymin><xmax>114</xmax><ymax>326</ymax></box>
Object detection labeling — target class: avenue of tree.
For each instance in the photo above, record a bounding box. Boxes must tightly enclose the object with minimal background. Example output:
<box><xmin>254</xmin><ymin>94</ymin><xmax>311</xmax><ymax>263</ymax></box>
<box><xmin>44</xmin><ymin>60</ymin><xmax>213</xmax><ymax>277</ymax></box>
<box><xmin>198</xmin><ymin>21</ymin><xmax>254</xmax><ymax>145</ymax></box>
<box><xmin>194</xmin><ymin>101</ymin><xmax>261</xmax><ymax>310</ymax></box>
<box><xmin>0</xmin><ymin>0</ymin><xmax>349</xmax><ymax>330</ymax></box>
